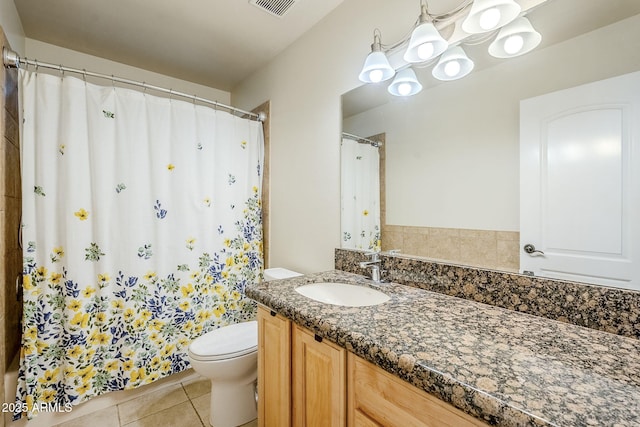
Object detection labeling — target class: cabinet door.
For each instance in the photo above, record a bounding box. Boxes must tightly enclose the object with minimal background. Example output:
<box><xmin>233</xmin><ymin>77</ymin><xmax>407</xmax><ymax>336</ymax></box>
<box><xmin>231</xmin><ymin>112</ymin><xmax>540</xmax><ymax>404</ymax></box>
<box><xmin>348</xmin><ymin>353</ymin><xmax>487</xmax><ymax>427</ymax></box>
<box><xmin>293</xmin><ymin>324</ymin><xmax>346</xmax><ymax>427</ymax></box>
<box><xmin>258</xmin><ymin>306</ymin><xmax>291</xmax><ymax>427</ymax></box>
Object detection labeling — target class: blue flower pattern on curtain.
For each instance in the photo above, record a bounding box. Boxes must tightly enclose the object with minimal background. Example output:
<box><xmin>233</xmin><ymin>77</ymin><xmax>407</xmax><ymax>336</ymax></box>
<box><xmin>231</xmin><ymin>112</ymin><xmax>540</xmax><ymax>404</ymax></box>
<box><xmin>15</xmin><ymin>70</ymin><xmax>264</xmax><ymax>418</ymax></box>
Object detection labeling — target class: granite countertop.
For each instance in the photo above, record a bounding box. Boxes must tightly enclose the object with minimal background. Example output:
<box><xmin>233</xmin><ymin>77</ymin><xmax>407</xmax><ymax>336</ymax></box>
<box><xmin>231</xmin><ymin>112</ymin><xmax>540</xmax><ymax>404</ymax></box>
<box><xmin>246</xmin><ymin>270</ymin><xmax>640</xmax><ymax>427</ymax></box>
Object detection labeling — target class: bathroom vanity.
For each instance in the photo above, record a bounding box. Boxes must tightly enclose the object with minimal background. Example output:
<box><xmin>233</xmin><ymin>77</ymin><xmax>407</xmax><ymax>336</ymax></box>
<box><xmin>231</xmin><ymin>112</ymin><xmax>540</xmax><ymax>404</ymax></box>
<box><xmin>257</xmin><ymin>306</ymin><xmax>483</xmax><ymax>426</ymax></box>
<box><xmin>247</xmin><ymin>269</ymin><xmax>640</xmax><ymax>426</ymax></box>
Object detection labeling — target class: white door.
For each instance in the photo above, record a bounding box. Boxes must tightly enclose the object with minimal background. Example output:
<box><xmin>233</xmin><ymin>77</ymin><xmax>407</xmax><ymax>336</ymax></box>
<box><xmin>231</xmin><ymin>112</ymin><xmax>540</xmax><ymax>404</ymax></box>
<box><xmin>520</xmin><ymin>71</ymin><xmax>640</xmax><ymax>290</ymax></box>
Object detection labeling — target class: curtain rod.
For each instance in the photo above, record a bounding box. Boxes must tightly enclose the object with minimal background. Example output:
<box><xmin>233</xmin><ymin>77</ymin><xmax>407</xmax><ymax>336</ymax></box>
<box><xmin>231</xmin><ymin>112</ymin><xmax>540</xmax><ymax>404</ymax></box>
<box><xmin>2</xmin><ymin>47</ymin><xmax>264</xmax><ymax>122</ymax></box>
<box><xmin>342</xmin><ymin>132</ymin><xmax>382</xmax><ymax>147</ymax></box>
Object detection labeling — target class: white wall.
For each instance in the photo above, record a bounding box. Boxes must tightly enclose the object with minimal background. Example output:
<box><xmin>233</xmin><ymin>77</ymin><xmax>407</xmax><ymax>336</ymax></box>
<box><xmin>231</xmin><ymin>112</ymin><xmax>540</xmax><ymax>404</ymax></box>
<box><xmin>232</xmin><ymin>0</ymin><xmax>420</xmax><ymax>273</ymax></box>
<box><xmin>25</xmin><ymin>39</ymin><xmax>230</xmax><ymax>104</ymax></box>
<box><xmin>0</xmin><ymin>0</ymin><xmax>25</xmax><ymax>53</ymax></box>
<box><xmin>344</xmin><ymin>14</ymin><xmax>640</xmax><ymax>232</ymax></box>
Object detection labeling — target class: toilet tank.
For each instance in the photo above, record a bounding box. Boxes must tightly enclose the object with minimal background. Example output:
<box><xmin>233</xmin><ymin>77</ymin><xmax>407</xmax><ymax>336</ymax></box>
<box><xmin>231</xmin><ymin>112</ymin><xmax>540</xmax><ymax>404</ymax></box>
<box><xmin>264</xmin><ymin>268</ymin><xmax>303</xmax><ymax>281</ymax></box>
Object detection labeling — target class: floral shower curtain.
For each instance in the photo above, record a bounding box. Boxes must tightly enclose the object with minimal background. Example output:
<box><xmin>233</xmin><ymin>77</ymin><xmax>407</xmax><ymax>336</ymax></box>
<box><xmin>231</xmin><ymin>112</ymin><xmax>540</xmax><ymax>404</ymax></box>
<box><xmin>16</xmin><ymin>70</ymin><xmax>263</xmax><ymax>417</ymax></box>
<box><xmin>340</xmin><ymin>137</ymin><xmax>380</xmax><ymax>251</ymax></box>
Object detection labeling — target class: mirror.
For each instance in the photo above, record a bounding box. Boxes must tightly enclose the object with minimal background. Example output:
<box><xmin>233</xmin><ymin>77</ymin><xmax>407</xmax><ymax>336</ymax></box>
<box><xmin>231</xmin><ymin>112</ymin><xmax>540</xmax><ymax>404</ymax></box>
<box><xmin>341</xmin><ymin>0</ymin><xmax>640</xmax><ymax>280</ymax></box>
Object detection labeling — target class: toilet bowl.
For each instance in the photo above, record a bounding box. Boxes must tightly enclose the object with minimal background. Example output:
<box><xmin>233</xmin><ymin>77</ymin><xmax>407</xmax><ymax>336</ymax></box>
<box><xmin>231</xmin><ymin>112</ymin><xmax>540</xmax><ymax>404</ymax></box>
<box><xmin>188</xmin><ymin>321</ymin><xmax>258</xmax><ymax>427</ymax></box>
<box><xmin>187</xmin><ymin>268</ymin><xmax>301</xmax><ymax>427</ymax></box>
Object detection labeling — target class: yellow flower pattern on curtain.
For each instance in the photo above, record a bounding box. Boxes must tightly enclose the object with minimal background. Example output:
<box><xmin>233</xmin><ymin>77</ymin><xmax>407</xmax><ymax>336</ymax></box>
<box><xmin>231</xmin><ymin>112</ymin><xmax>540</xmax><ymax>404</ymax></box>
<box><xmin>16</xmin><ymin>70</ymin><xmax>264</xmax><ymax>419</ymax></box>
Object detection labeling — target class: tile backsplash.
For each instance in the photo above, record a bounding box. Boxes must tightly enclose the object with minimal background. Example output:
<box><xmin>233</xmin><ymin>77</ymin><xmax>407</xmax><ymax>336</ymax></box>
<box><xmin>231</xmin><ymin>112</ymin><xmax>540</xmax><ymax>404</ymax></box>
<box><xmin>335</xmin><ymin>248</ymin><xmax>640</xmax><ymax>340</ymax></box>
<box><xmin>382</xmin><ymin>225</ymin><xmax>519</xmax><ymax>273</ymax></box>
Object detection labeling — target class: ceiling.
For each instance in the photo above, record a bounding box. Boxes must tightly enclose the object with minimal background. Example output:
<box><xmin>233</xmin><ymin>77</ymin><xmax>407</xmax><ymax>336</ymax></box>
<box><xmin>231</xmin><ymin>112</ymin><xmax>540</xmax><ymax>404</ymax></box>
<box><xmin>13</xmin><ymin>0</ymin><xmax>345</xmax><ymax>91</ymax></box>
<box><xmin>13</xmin><ymin>0</ymin><xmax>640</xmax><ymax>95</ymax></box>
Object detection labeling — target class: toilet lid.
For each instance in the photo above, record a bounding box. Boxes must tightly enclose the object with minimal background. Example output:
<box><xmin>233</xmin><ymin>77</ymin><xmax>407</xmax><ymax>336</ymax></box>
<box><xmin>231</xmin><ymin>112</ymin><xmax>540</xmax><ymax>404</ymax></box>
<box><xmin>189</xmin><ymin>321</ymin><xmax>257</xmax><ymax>361</ymax></box>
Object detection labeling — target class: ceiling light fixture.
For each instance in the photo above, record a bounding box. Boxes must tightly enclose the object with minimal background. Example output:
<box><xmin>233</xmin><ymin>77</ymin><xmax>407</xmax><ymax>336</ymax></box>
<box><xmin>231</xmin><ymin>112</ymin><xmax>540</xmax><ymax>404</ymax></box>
<box><xmin>388</xmin><ymin>68</ymin><xmax>423</xmax><ymax>96</ymax></box>
<box><xmin>404</xmin><ymin>3</ymin><xmax>448</xmax><ymax>63</ymax></box>
<box><xmin>358</xmin><ymin>0</ymin><xmax>543</xmax><ymax>96</ymax></box>
<box><xmin>358</xmin><ymin>29</ymin><xmax>396</xmax><ymax>83</ymax></box>
<box><xmin>488</xmin><ymin>16</ymin><xmax>542</xmax><ymax>58</ymax></box>
<box><xmin>461</xmin><ymin>0</ymin><xmax>522</xmax><ymax>34</ymax></box>
<box><xmin>432</xmin><ymin>46</ymin><xmax>475</xmax><ymax>81</ymax></box>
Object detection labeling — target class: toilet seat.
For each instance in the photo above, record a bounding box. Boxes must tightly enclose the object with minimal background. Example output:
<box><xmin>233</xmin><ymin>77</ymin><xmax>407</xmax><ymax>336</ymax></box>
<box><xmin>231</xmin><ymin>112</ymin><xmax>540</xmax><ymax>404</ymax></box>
<box><xmin>189</xmin><ymin>320</ymin><xmax>257</xmax><ymax>361</ymax></box>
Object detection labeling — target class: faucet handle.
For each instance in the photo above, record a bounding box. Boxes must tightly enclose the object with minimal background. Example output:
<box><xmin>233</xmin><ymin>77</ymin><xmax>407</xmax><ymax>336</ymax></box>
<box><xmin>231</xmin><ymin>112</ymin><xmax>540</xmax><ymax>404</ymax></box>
<box><xmin>364</xmin><ymin>251</ymin><xmax>380</xmax><ymax>261</ymax></box>
<box><xmin>382</xmin><ymin>249</ymin><xmax>401</xmax><ymax>256</ymax></box>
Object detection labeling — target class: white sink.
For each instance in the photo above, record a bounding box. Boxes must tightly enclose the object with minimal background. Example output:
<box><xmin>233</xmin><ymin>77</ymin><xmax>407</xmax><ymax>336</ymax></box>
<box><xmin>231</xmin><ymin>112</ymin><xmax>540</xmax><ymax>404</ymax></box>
<box><xmin>295</xmin><ymin>282</ymin><xmax>390</xmax><ymax>307</ymax></box>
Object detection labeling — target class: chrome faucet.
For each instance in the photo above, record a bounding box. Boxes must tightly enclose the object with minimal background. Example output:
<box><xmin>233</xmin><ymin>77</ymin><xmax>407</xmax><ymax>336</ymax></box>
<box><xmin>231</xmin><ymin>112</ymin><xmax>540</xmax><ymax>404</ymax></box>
<box><xmin>359</xmin><ymin>252</ymin><xmax>383</xmax><ymax>283</ymax></box>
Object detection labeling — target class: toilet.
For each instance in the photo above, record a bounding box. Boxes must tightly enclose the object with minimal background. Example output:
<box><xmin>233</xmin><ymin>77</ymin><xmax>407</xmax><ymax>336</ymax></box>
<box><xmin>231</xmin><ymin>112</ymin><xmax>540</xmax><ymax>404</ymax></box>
<box><xmin>188</xmin><ymin>267</ymin><xmax>302</xmax><ymax>427</ymax></box>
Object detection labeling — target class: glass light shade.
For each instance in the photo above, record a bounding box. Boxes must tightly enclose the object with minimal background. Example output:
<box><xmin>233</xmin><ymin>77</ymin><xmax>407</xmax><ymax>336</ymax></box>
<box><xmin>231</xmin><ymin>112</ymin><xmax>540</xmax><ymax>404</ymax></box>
<box><xmin>461</xmin><ymin>0</ymin><xmax>521</xmax><ymax>34</ymax></box>
<box><xmin>403</xmin><ymin>21</ymin><xmax>448</xmax><ymax>63</ymax></box>
<box><xmin>358</xmin><ymin>51</ymin><xmax>395</xmax><ymax>83</ymax></box>
<box><xmin>432</xmin><ymin>46</ymin><xmax>475</xmax><ymax>81</ymax></box>
<box><xmin>388</xmin><ymin>68</ymin><xmax>423</xmax><ymax>96</ymax></box>
<box><xmin>488</xmin><ymin>17</ymin><xmax>542</xmax><ymax>58</ymax></box>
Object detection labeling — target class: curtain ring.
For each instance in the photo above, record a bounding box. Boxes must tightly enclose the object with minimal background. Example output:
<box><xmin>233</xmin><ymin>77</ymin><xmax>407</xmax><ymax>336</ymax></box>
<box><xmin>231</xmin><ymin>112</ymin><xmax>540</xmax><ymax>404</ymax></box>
<box><xmin>59</xmin><ymin>64</ymin><xmax>64</xmax><ymax>77</ymax></box>
<box><xmin>82</xmin><ymin>69</ymin><xmax>87</xmax><ymax>83</ymax></box>
<box><xmin>142</xmin><ymin>82</ymin><xmax>147</xmax><ymax>95</ymax></box>
<box><xmin>34</xmin><ymin>59</ymin><xmax>39</xmax><ymax>73</ymax></box>
<box><xmin>193</xmin><ymin>95</ymin><xmax>197</xmax><ymax>107</ymax></box>
<box><xmin>169</xmin><ymin>89</ymin><xmax>173</xmax><ymax>101</ymax></box>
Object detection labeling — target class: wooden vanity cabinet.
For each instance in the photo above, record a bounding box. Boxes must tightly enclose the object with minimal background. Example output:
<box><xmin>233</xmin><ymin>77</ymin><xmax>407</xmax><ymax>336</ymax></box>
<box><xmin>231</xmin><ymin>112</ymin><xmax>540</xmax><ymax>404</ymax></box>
<box><xmin>293</xmin><ymin>324</ymin><xmax>346</xmax><ymax>427</ymax></box>
<box><xmin>347</xmin><ymin>354</ymin><xmax>487</xmax><ymax>427</ymax></box>
<box><xmin>257</xmin><ymin>306</ymin><xmax>486</xmax><ymax>427</ymax></box>
<box><xmin>257</xmin><ymin>306</ymin><xmax>291</xmax><ymax>427</ymax></box>
<box><xmin>258</xmin><ymin>306</ymin><xmax>346</xmax><ymax>427</ymax></box>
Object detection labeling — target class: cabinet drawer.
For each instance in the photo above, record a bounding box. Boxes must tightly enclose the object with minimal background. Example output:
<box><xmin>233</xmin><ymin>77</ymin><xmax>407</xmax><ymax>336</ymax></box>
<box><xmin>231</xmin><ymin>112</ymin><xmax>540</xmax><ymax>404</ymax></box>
<box><xmin>348</xmin><ymin>354</ymin><xmax>487</xmax><ymax>427</ymax></box>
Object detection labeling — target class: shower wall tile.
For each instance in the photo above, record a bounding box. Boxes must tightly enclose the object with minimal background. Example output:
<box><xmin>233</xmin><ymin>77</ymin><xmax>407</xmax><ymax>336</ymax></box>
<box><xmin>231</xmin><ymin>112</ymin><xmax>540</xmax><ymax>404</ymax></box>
<box><xmin>1</xmin><ymin>27</ymin><xmax>23</xmax><ymax>376</ymax></box>
<box><xmin>4</xmin><ymin>65</ymin><xmax>18</xmax><ymax>123</ymax></box>
<box><xmin>1</xmin><ymin>26</ymin><xmax>10</xmax><ymax>427</ymax></box>
<box><xmin>4</xmin><ymin>131</ymin><xmax>20</xmax><ymax>198</ymax></box>
<box><xmin>3</xmin><ymin>196</ymin><xmax>22</xmax><ymax>360</ymax></box>
<box><xmin>335</xmin><ymin>248</ymin><xmax>640</xmax><ymax>340</ymax></box>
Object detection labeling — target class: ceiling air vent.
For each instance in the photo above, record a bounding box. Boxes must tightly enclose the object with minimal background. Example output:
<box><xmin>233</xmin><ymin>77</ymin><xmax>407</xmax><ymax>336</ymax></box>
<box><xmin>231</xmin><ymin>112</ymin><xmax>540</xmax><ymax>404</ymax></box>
<box><xmin>249</xmin><ymin>0</ymin><xmax>299</xmax><ymax>18</ymax></box>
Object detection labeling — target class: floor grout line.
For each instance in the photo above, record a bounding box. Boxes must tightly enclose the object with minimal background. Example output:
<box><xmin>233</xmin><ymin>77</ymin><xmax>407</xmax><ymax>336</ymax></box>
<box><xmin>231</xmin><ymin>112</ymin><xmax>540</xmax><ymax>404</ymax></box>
<box><xmin>119</xmin><ymin>398</ymin><xmax>197</xmax><ymax>427</ymax></box>
<box><xmin>186</xmin><ymin>395</ymin><xmax>207</xmax><ymax>427</ymax></box>
<box><xmin>48</xmin><ymin>377</ymin><xmax>236</xmax><ymax>427</ymax></box>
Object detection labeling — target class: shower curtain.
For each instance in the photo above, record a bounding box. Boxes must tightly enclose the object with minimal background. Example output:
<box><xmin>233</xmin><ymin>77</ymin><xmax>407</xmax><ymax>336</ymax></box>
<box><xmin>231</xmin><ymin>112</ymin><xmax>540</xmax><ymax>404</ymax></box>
<box><xmin>15</xmin><ymin>69</ymin><xmax>263</xmax><ymax>418</ymax></box>
<box><xmin>340</xmin><ymin>137</ymin><xmax>380</xmax><ymax>251</ymax></box>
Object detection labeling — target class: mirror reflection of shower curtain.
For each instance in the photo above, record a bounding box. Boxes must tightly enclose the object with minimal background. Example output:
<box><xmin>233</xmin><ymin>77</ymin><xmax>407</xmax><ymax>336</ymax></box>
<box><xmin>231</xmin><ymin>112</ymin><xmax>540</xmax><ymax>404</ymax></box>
<box><xmin>340</xmin><ymin>137</ymin><xmax>381</xmax><ymax>251</ymax></box>
<box><xmin>16</xmin><ymin>69</ymin><xmax>264</xmax><ymax>418</ymax></box>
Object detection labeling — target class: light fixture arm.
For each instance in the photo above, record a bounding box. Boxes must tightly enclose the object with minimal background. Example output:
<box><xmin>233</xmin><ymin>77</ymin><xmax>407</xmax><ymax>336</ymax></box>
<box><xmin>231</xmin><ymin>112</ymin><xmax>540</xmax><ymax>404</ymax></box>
<box><xmin>371</xmin><ymin>29</ymin><xmax>383</xmax><ymax>52</ymax></box>
<box><xmin>418</xmin><ymin>1</ymin><xmax>431</xmax><ymax>24</ymax></box>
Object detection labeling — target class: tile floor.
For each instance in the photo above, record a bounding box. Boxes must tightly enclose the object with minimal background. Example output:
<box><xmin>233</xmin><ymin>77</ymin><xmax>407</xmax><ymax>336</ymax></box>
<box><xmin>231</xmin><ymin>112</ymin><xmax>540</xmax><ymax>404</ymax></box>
<box><xmin>52</xmin><ymin>377</ymin><xmax>257</xmax><ymax>427</ymax></box>
<box><xmin>4</xmin><ymin>362</ymin><xmax>256</xmax><ymax>427</ymax></box>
